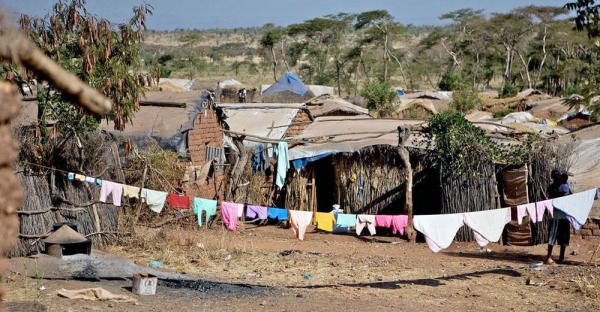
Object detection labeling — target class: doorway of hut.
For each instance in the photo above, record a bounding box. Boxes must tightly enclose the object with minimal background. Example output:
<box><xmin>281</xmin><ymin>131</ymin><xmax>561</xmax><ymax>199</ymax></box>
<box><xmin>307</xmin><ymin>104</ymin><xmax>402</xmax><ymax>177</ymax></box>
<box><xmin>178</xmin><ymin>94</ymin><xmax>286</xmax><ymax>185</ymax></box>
<box><xmin>313</xmin><ymin>156</ymin><xmax>337</xmax><ymax>212</ymax></box>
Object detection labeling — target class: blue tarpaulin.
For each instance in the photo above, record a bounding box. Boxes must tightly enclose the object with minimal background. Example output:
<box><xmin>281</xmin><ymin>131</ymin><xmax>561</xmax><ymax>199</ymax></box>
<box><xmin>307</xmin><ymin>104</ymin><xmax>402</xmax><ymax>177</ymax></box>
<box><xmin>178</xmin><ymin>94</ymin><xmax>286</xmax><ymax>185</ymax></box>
<box><xmin>291</xmin><ymin>153</ymin><xmax>332</xmax><ymax>170</ymax></box>
<box><xmin>262</xmin><ymin>72</ymin><xmax>309</xmax><ymax>96</ymax></box>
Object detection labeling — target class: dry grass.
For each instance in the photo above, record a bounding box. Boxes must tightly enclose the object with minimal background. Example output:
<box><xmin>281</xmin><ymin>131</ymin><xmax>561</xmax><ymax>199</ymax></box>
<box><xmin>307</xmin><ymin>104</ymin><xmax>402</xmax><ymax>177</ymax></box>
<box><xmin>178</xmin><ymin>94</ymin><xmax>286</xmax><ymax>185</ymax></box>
<box><xmin>574</xmin><ymin>269</ymin><xmax>600</xmax><ymax>299</ymax></box>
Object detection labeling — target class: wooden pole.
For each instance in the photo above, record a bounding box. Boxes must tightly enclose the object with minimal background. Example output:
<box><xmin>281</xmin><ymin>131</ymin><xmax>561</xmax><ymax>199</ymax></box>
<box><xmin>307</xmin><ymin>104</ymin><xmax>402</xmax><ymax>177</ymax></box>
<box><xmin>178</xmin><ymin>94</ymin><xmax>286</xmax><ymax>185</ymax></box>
<box><xmin>132</xmin><ymin>159</ymin><xmax>148</xmax><ymax>226</ymax></box>
<box><xmin>398</xmin><ymin>126</ymin><xmax>416</xmax><ymax>243</ymax></box>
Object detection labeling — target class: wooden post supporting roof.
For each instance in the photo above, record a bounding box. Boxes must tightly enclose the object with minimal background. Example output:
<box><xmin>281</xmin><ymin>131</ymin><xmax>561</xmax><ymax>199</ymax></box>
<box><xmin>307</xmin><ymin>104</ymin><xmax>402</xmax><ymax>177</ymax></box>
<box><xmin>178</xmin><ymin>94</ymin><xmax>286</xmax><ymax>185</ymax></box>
<box><xmin>397</xmin><ymin>126</ymin><xmax>416</xmax><ymax>243</ymax></box>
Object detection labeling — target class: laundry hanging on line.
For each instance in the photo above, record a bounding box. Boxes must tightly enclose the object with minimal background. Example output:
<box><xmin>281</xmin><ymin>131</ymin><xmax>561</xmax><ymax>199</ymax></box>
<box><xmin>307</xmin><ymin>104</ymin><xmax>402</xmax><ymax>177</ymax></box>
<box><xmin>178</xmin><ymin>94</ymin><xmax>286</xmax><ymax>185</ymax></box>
<box><xmin>166</xmin><ymin>193</ymin><xmax>190</xmax><ymax>209</ymax></box>
<box><xmin>140</xmin><ymin>189</ymin><xmax>168</xmax><ymax>213</ymax></box>
<box><xmin>193</xmin><ymin>198</ymin><xmax>217</xmax><ymax>227</ymax></box>
<box><xmin>246</xmin><ymin>205</ymin><xmax>268</xmax><ymax>220</ymax></box>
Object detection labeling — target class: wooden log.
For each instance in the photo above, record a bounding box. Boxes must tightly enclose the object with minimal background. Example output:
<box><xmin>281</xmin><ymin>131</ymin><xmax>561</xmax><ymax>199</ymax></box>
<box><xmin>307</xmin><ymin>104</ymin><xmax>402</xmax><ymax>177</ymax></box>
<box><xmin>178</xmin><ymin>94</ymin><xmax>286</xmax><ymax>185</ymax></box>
<box><xmin>139</xmin><ymin>101</ymin><xmax>186</xmax><ymax>108</ymax></box>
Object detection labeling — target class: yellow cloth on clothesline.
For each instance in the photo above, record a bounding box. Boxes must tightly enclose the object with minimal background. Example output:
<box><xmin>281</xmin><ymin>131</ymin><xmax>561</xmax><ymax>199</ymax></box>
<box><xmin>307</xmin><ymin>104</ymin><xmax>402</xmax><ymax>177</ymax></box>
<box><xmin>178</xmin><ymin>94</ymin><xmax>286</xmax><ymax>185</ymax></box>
<box><xmin>122</xmin><ymin>185</ymin><xmax>140</xmax><ymax>199</ymax></box>
<box><xmin>314</xmin><ymin>212</ymin><xmax>335</xmax><ymax>232</ymax></box>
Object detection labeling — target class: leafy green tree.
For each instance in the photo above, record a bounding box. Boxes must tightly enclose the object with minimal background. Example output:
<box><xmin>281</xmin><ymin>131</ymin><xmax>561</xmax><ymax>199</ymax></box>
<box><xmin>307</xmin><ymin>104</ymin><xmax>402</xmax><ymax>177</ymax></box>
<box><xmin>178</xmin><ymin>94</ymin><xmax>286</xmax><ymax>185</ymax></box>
<box><xmin>259</xmin><ymin>24</ymin><xmax>284</xmax><ymax>81</ymax></box>
<box><xmin>359</xmin><ymin>79</ymin><xmax>398</xmax><ymax>116</ymax></box>
<box><xmin>12</xmin><ymin>0</ymin><xmax>152</xmax><ymax>137</ymax></box>
<box><xmin>438</xmin><ymin>70</ymin><xmax>465</xmax><ymax>91</ymax></box>
<box><xmin>449</xmin><ymin>83</ymin><xmax>483</xmax><ymax>113</ymax></box>
<box><xmin>355</xmin><ymin>10</ymin><xmax>404</xmax><ymax>82</ymax></box>
<box><xmin>179</xmin><ymin>32</ymin><xmax>202</xmax><ymax>80</ymax></box>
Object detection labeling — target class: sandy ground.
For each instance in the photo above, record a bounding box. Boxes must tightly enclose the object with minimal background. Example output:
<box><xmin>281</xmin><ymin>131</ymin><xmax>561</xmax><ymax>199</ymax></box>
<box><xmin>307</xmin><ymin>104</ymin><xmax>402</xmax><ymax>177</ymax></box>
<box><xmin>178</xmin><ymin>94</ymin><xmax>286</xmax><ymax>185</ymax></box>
<box><xmin>2</xmin><ymin>224</ymin><xmax>600</xmax><ymax>311</ymax></box>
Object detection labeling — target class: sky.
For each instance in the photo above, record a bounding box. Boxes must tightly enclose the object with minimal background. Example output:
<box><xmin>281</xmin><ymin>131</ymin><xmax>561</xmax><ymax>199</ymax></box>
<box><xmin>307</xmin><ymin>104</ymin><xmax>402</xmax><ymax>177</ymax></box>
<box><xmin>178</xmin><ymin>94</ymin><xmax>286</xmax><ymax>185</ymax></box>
<box><xmin>1</xmin><ymin>0</ymin><xmax>571</xmax><ymax>30</ymax></box>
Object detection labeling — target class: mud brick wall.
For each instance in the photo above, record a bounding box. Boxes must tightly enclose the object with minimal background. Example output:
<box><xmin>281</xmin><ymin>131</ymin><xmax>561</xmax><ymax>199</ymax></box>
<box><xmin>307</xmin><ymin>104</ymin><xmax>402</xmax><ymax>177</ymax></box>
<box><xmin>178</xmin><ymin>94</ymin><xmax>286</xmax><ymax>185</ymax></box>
<box><xmin>571</xmin><ymin>218</ymin><xmax>600</xmax><ymax>237</ymax></box>
<box><xmin>186</xmin><ymin>104</ymin><xmax>225</xmax><ymax>200</ymax></box>
<box><xmin>0</xmin><ymin>82</ymin><xmax>24</xmax><ymax>304</ymax></box>
<box><xmin>283</xmin><ymin>109</ymin><xmax>312</xmax><ymax>137</ymax></box>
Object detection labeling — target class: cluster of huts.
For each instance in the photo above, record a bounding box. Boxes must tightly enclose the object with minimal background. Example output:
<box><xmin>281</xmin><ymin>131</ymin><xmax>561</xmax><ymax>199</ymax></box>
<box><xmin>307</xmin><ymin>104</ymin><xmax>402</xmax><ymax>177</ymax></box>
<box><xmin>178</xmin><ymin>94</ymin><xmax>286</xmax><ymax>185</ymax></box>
<box><xmin>10</xmin><ymin>72</ymin><xmax>600</xmax><ymax>256</ymax></box>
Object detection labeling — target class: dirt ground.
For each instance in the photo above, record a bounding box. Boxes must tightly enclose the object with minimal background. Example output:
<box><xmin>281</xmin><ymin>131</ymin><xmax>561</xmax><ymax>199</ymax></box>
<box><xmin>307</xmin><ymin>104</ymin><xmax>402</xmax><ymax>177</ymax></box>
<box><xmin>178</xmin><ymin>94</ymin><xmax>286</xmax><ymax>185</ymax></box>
<box><xmin>2</xmin><ymin>224</ymin><xmax>600</xmax><ymax>312</ymax></box>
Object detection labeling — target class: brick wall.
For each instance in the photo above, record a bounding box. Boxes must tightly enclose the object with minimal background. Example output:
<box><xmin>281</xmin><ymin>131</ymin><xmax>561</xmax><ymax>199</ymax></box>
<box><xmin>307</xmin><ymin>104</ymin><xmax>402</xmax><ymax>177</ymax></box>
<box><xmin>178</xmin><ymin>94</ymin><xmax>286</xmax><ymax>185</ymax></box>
<box><xmin>283</xmin><ymin>109</ymin><xmax>312</xmax><ymax>137</ymax></box>
<box><xmin>571</xmin><ymin>218</ymin><xmax>600</xmax><ymax>237</ymax></box>
<box><xmin>185</xmin><ymin>103</ymin><xmax>225</xmax><ymax>200</ymax></box>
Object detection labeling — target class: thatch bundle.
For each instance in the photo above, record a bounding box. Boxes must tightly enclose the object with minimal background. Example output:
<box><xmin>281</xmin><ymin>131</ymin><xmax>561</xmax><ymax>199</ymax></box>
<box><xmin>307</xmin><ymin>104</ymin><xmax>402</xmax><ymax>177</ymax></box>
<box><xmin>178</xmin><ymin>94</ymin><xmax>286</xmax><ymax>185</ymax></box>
<box><xmin>253</xmin><ymin>90</ymin><xmax>316</xmax><ymax>103</ymax></box>
<box><xmin>219</xmin><ymin>86</ymin><xmax>256</xmax><ymax>103</ymax></box>
<box><xmin>284</xmin><ymin>167</ymin><xmax>312</xmax><ymax>211</ymax></box>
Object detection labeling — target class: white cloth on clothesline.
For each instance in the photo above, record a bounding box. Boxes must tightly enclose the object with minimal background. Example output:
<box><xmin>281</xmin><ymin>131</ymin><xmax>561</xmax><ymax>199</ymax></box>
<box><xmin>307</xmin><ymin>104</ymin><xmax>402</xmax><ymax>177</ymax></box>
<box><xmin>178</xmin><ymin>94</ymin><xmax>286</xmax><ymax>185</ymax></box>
<box><xmin>463</xmin><ymin>208</ymin><xmax>511</xmax><ymax>247</ymax></box>
<box><xmin>413</xmin><ymin>213</ymin><xmax>465</xmax><ymax>253</ymax></box>
<box><xmin>552</xmin><ymin>188</ymin><xmax>597</xmax><ymax>230</ymax></box>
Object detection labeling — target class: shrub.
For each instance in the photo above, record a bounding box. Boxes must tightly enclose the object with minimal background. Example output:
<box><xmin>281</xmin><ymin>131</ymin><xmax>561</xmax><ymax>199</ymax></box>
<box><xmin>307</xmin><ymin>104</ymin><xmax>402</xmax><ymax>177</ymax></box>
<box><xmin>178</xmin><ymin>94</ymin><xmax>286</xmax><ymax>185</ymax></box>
<box><xmin>359</xmin><ymin>79</ymin><xmax>398</xmax><ymax>117</ymax></box>
<box><xmin>500</xmin><ymin>83</ymin><xmax>518</xmax><ymax>98</ymax></box>
<box><xmin>449</xmin><ymin>84</ymin><xmax>483</xmax><ymax>114</ymax></box>
<box><xmin>438</xmin><ymin>70</ymin><xmax>464</xmax><ymax>91</ymax></box>
<box><xmin>493</xmin><ymin>108</ymin><xmax>515</xmax><ymax>118</ymax></box>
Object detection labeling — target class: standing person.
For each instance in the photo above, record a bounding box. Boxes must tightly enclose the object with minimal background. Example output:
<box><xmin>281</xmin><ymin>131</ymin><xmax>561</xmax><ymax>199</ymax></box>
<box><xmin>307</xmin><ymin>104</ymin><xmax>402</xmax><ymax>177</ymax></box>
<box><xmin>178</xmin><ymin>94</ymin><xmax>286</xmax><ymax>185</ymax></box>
<box><xmin>238</xmin><ymin>88</ymin><xmax>246</xmax><ymax>103</ymax></box>
<box><xmin>546</xmin><ymin>171</ymin><xmax>571</xmax><ymax>264</ymax></box>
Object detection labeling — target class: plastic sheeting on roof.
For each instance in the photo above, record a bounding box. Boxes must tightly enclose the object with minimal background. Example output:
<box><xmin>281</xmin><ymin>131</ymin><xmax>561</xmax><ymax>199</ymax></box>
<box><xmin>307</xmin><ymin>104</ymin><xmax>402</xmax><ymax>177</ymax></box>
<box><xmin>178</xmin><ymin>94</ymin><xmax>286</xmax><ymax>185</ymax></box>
<box><xmin>305</xmin><ymin>94</ymin><xmax>369</xmax><ymax>117</ymax></box>
<box><xmin>307</xmin><ymin>85</ymin><xmax>334</xmax><ymax>97</ymax></box>
<box><xmin>564</xmin><ymin>138</ymin><xmax>600</xmax><ymax>218</ymax></box>
<box><xmin>401</xmin><ymin>91</ymin><xmax>452</xmax><ymax>101</ymax></box>
<box><xmin>288</xmin><ymin>117</ymin><xmax>426</xmax><ymax>161</ymax></box>
<box><xmin>500</xmin><ymin>112</ymin><xmax>536</xmax><ymax>124</ymax></box>
<box><xmin>261</xmin><ymin>72</ymin><xmax>309</xmax><ymax>96</ymax></box>
<box><xmin>218</xmin><ymin>79</ymin><xmax>243</xmax><ymax>89</ymax></box>
<box><xmin>100</xmin><ymin>91</ymin><xmax>206</xmax><ymax>156</ymax></box>
<box><xmin>220</xmin><ymin>103</ymin><xmax>302</xmax><ymax>149</ymax></box>
<box><xmin>158</xmin><ymin>78</ymin><xmax>194</xmax><ymax>91</ymax></box>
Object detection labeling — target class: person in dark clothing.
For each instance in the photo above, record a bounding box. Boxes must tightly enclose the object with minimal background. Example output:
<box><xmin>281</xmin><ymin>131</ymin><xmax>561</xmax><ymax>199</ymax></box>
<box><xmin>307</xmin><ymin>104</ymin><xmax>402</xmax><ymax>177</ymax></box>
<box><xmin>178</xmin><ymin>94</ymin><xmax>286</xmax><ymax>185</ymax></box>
<box><xmin>546</xmin><ymin>170</ymin><xmax>571</xmax><ymax>264</ymax></box>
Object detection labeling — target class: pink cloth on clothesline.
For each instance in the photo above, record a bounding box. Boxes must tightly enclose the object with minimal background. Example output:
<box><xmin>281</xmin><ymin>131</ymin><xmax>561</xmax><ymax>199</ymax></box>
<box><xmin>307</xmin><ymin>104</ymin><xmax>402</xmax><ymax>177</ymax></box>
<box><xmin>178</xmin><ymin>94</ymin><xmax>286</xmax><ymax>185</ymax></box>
<box><xmin>375</xmin><ymin>215</ymin><xmax>408</xmax><ymax>236</ymax></box>
<box><xmin>392</xmin><ymin>215</ymin><xmax>408</xmax><ymax>235</ymax></box>
<box><xmin>517</xmin><ymin>203</ymin><xmax>537</xmax><ymax>224</ymax></box>
<box><xmin>221</xmin><ymin>202</ymin><xmax>242</xmax><ymax>231</ymax></box>
<box><xmin>99</xmin><ymin>181</ymin><xmax>123</xmax><ymax>206</ymax></box>
<box><xmin>374</xmin><ymin>215</ymin><xmax>393</xmax><ymax>228</ymax></box>
<box><xmin>536</xmin><ymin>200</ymin><xmax>554</xmax><ymax>220</ymax></box>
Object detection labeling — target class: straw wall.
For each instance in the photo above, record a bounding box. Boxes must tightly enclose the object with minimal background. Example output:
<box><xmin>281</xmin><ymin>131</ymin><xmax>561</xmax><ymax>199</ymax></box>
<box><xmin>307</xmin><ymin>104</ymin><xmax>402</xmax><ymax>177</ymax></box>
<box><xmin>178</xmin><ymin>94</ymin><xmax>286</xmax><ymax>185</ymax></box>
<box><xmin>10</xmin><ymin>132</ymin><xmax>123</xmax><ymax>257</ymax></box>
<box><xmin>335</xmin><ymin>146</ymin><xmax>408</xmax><ymax>215</ymax></box>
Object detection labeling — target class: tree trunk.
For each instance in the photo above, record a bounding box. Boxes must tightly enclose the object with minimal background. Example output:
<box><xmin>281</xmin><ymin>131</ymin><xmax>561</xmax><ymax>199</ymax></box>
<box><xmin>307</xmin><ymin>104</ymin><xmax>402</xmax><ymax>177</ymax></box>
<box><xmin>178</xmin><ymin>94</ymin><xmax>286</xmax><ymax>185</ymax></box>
<box><xmin>280</xmin><ymin>40</ymin><xmax>290</xmax><ymax>72</ymax></box>
<box><xmin>270</xmin><ymin>48</ymin><xmax>278</xmax><ymax>82</ymax></box>
<box><xmin>336</xmin><ymin>62</ymin><xmax>342</xmax><ymax>97</ymax></box>
<box><xmin>383</xmin><ymin>32</ymin><xmax>389</xmax><ymax>82</ymax></box>
<box><xmin>503</xmin><ymin>43</ymin><xmax>513</xmax><ymax>85</ymax></box>
<box><xmin>397</xmin><ymin>126</ymin><xmax>415</xmax><ymax>242</ymax></box>
<box><xmin>534</xmin><ymin>25</ymin><xmax>547</xmax><ymax>88</ymax></box>
<box><xmin>388</xmin><ymin>50</ymin><xmax>409</xmax><ymax>89</ymax></box>
<box><xmin>225</xmin><ymin>137</ymin><xmax>248</xmax><ymax>202</ymax></box>
<box><xmin>517</xmin><ymin>51</ymin><xmax>532</xmax><ymax>89</ymax></box>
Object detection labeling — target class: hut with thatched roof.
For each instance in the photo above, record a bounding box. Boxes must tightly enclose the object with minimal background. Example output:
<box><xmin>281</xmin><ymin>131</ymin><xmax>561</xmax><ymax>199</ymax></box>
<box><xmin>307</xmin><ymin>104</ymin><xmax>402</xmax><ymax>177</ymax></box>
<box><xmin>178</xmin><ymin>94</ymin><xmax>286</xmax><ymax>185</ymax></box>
<box><xmin>391</xmin><ymin>99</ymin><xmax>439</xmax><ymax>119</ymax></box>
<box><xmin>216</xmin><ymin>78</ymin><xmax>257</xmax><ymax>103</ymax></box>
<box><xmin>253</xmin><ymin>72</ymin><xmax>316</xmax><ymax>103</ymax></box>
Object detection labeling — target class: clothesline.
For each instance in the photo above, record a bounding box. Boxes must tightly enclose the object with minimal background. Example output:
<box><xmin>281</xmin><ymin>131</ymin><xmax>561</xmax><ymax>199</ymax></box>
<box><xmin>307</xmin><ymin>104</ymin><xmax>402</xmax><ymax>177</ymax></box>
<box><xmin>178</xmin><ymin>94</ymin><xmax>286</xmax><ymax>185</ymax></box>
<box><xmin>20</xmin><ymin>161</ymin><xmax>72</xmax><ymax>175</ymax></box>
